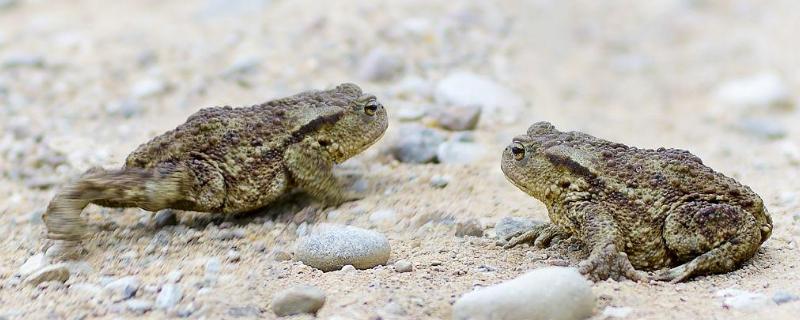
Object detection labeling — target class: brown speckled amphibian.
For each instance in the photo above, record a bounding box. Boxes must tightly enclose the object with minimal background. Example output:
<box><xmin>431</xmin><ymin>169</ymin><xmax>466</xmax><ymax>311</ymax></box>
<box><xmin>501</xmin><ymin>122</ymin><xmax>772</xmax><ymax>282</ymax></box>
<box><xmin>44</xmin><ymin>83</ymin><xmax>388</xmax><ymax>258</ymax></box>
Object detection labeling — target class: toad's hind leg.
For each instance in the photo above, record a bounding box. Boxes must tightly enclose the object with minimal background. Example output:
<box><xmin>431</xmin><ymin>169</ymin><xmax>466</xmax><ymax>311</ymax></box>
<box><xmin>43</xmin><ymin>162</ymin><xmax>224</xmax><ymax>259</ymax></box>
<box><xmin>659</xmin><ymin>202</ymin><xmax>762</xmax><ymax>282</ymax></box>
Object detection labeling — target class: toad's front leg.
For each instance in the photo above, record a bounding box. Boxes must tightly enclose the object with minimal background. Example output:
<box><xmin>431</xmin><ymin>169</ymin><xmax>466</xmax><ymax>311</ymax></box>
<box><xmin>572</xmin><ymin>204</ymin><xmax>648</xmax><ymax>282</ymax></box>
<box><xmin>285</xmin><ymin>142</ymin><xmax>359</xmax><ymax>206</ymax></box>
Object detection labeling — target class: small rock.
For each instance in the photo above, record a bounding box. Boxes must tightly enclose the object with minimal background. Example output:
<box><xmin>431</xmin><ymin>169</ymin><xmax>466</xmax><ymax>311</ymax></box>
<box><xmin>18</xmin><ymin>253</ymin><xmax>48</xmax><ymax>277</ymax></box>
<box><xmin>394</xmin><ymin>260</ymin><xmax>413</xmax><ymax>273</ymax></box>
<box><xmin>435</xmin><ymin>72</ymin><xmax>524</xmax><ymax>123</ymax></box>
<box><xmin>340</xmin><ymin>265</ymin><xmax>357</xmax><ymax>272</ymax></box>
<box><xmin>228</xmin><ymin>306</ymin><xmax>261</xmax><ymax>317</ymax></box>
<box><xmin>495</xmin><ymin>217</ymin><xmax>541</xmax><ymax>240</ymax></box>
<box><xmin>357</xmin><ymin>47</ymin><xmax>403</xmax><ymax>81</ymax></box>
<box><xmin>369</xmin><ymin>209</ymin><xmax>398</xmax><ymax>225</ymax></box>
<box><xmin>436</xmin><ymin>141</ymin><xmax>485</xmax><ymax>164</ymax></box>
<box><xmin>24</xmin><ymin>263</ymin><xmax>70</xmax><ymax>286</ymax></box>
<box><xmin>772</xmin><ymin>291</ymin><xmax>799</xmax><ymax>305</ymax></box>
<box><xmin>601</xmin><ymin>306</ymin><xmax>633</xmax><ymax>318</ymax></box>
<box><xmin>429</xmin><ymin>175</ymin><xmax>450</xmax><ymax>188</ymax></box>
<box><xmin>714</xmin><ymin>73</ymin><xmax>794</xmax><ymax>111</ymax></box>
<box><xmin>166</xmin><ymin>270</ymin><xmax>183</xmax><ymax>283</ymax></box>
<box><xmin>716</xmin><ymin>289</ymin><xmax>774</xmax><ymax>312</ymax></box>
<box><xmin>453</xmin><ymin>267</ymin><xmax>594</xmax><ymax>320</ymax></box>
<box><xmin>388</xmin><ymin>124</ymin><xmax>446</xmax><ymax>163</ymax></box>
<box><xmin>0</xmin><ymin>0</ymin><xmax>19</xmax><ymax>10</ymax></box>
<box><xmin>104</xmin><ymin>276</ymin><xmax>141</xmax><ymax>301</ymax></box>
<box><xmin>430</xmin><ymin>260</ymin><xmax>442</xmax><ymax>266</ymax></box>
<box><xmin>104</xmin><ymin>99</ymin><xmax>142</xmax><ymax>118</ymax></box>
<box><xmin>127</xmin><ymin>299</ymin><xmax>153</xmax><ymax>314</ymax></box>
<box><xmin>2</xmin><ymin>53</ymin><xmax>44</xmax><ymax>68</ymax></box>
<box><xmin>130</xmin><ymin>78</ymin><xmax>168</xmax><ymax>99</ymax></box>
<box><xmin>155</xmin><ymin>284</ymin><xmax>183</xmax><ymax>310</ymax></box>
<box><xmin>427</xmin><ymin>105</ymin><xmax>481</xmax><ymax>131</ymax></box>
<box><xmin>455</xmin><ymin>219</ymin><xmax>484</xmax><ymax>237</ymax></box>
<box><xmin>226</xmin><ymin>250</ymin><xmax>241</xmax><ymax>262</ymax></box>
<box><xmin>204</xmin><ymin>257</ymin><xmax>222</xmax><ymax>286</ymax></box>
<box><xmin>154</xmin><ymin>210</ymin><xmax>178</xmax><ymax>228</ymax></box>
<box><xmin>271</xmin><ymin>249</ymin><xmax>293</xmax><ymax>261</ymax></box>
<box><xmin>69</xmin><ymin>283</ymin><xmax>103</xmax><ymax>300</ymax></box>
<box><xmin>735</xmin><ymin>118</ymin><xmax>786</xmax><ymax>140</ymax></box>
<box><xmin>223</xmin><ymin>54</ymin><xmax>260</xmax><ymax>77</ymax></box>
<box><xmin>389</xmin><ymin>76</ymin><xmax>434</xmax><ymax>100</ymax></box>
<box><xmin>271</xmin><ymin>285</ymin><xmax>326</xmax><ymax>317</ymax></box>
<box><xmin>177</xmin><ymin>302</ymin><xmax>198</xmax><ymax>318</ymax></box>
<box><xmin>381</xmin><ymin>301</ymin><xmax>406</xmax><ymax>316</ymax></box>
<box><xmin>295</xmin><ymin>224</ymin><xmax>391</xmax><ymax>271</ymax></box>
<box><xmin>214</xmin><ymin>228</ymin><xmax>246</xmax><ymax>240</ymax></box>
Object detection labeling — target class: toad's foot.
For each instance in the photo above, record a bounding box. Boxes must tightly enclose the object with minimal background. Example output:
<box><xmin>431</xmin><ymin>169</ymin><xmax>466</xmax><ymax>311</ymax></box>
<box><xmin>503</xmin><ymin>223</ymin><xmax>570</xmax><ymax>249</ymax></box>
<box><xmin>578</xmin><ymin>243</ymin><xmax>648</xmax><ymax>282</ymax></box>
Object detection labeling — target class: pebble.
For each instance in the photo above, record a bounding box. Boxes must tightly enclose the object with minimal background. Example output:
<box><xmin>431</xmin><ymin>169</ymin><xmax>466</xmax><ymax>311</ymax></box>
<box><xmin>455</xmin><ymin>219</ymin><xmax>484</xmax><ymax>237</ymax></box>
<box><xmin>154</xmin><ymin>210</ymin><xmax>178</xmax><ymax>228</ymax></box>
<box><xmin>223</xmin><ymin>54</ymin><xmax>260</xmax><ymax>77</ymax></box>
<box><xmin>226</xmin><ymin>249</ymin><xmax>241</xmax><ymax>262</ymax></box>
<box><xmin>24</xmin><ymin>263</ymin><xmax>70</xmax><ymax>286</ymax></box>
<box><xmin>127</xmin><ymin>299</ymin><xmax>153</xmax><ymax>314</ymax></box>
<box><xmin>295</xmin><ymin>224</ymin><xmax>391</xmax><ymax>271</ymax></box>
<box><xmin>271</xmin><ymin>249</ymin><xmax>293</xmax><ymax>261</ymax></box>
<box><xmin>18</xmin><ymin>253</ymin><xmax>48</xmax><ymax>277</ymax></box>
<box><xmin>435</xmin><ymin>71</ymin><xmax>524</xmax><ymax>123</ymax></box>
<box><xmin>436</xmin><ymin>141</ymin><xmax>486</xmax><ymax>164</ymax></box>
<box><xmin>369</xmin><ymin>209</ymin><xmax>398</xmax><ymax>225</ymax></box>
<box><xmin>427</xmin><ymin>105</ymin><xmax>482</xmax><ymax>131</ymax></box>
<box><xmin>601</xmin><ymin>306</ymin><xmax>633</xmax><ymax>318</ymax></box>
<box><xmin>104</xmin><ymin>276</ymin><xmax>141</xmax><ymax>301</ymax></box>
<box><xmin>2</xmin><ymin>53</ymin><xmax>44</xmax><ymax>68</ymax></box>
<box><xmin>155</xmin><ymin>284</ymin><xmax>183</xmax><ymax>310</ymax></box>
<box><xmin>166</xmin><ymin>270</ymin><xmax>183</xmax><ymax>283</ymax></box>
<box><xmin>714</xmin><ymin>73</ymin><xmax>794</xmax><ymax>111</ymax></box>
<box><xmin>214</xmin><ymin>228</ymin><xmax>246</xmax><ymax>240</ymax></box>
<box><xmin>772</xmin><ymin>291</ymin><xmax>799</xmax><ymax>305</ymax></box>
<box><xmin>394</xmin><ymin>259</ymin><xmax>413</xmax><ymax>273</ymax></box>
<box><xmin>429</xmin><ymin>175</ymin><xmax>450</xmax><ymax>188</ymax></box>
<box><xmin>735</xmin><ymin>118</ymin><xmax>787</xmax><ymax>140</ymax></box>
<box><xmin>390</xmin><ymin>76</ymin><xmax>434</xmax><ymax>100</ymax></box>
<box><xmin>104</xmin><ymin>99</ymin><xmax>142</xmax><ymax>118</ymax></box>
<box><xmin>270</xmin><ymin>285</ymin><xmax>327</xmax><ymax>317</ymax></box>
<box><xmin>340</xmin><ymin>265</ymin><xmax>357</xmax><ymax>273</ymax></box>
<box><xmin>388</xmin><ymin>124</ymin><xmax>446</xmax><ymax>163</ymax></box>
<box><xmin>130</xmin><ymin>78</ymin><xmax>168</xmax><ymax>99</ymax></box>
<box><xmin>715</xmin><ymin>289</ymin><xmax>774</xmax><ymax>312</ymax></box>
<box><xmin>495</xmin><ymin>217</ymin><xmax>541</xmax><ymax>240</ymax></box>
<box><xmin>177</xmin><ymin>302</ymin><xmax>198</xmax><ymax>318</ymax></box>
<box><xmin>381</xmin><ymin>301</ymin><xmax>406</xmax><ymax>316</ymax></box>
<box><xmin>357</xmin><ymin>47</ymin><xmax>403</xmax><ymax>81</ymax></box>
<box><xmin>452</xmin><ymin>267</ymin><xmax>594</xmax><ymax>320</ymax></box>
<box><xmin>204</xmin><ymin>257</ymin><xmax>222</xmax><ymax>286</ymax></box>
<box><xmin>69</xmin><ymin>283</ymin><xmax>103</xmax><ymax>300</ymax></box>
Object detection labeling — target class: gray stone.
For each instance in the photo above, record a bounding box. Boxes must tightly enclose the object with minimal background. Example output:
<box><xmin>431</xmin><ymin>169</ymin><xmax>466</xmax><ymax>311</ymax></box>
<box><xmin>715</xmin><ymin>289</ymin><xmax>774</xmax><ymax>312</ymax></box>
<box><xmin>455</xmin><ymin>219</ymin><xmax>484</xmax><ymax>237</ymax></box>
<box><xmin>104</xmin><ymin>276</ymin><xmax>141</xmax><ymax>301</ymax></box>
<box><xmin>127</xmin><ymin>299</ymin><xmax>153</xmax><ymax>314</ymax></box>
<box><xmin>430</xmin><ymin>175</ymin><xmax>450</xmax><ymax>188</ymax></box>
<box><xmin>130</xmin><ymin>78</ymin><xmax>168</xmax><ymax>99</ymax></box>
<box><xmin>436</xmin><ymin>141</ymin><xmax>486</xmax><ymax>164</ymax></box>
<box><xmin>435</xmin><ymin>72</ymin><xmax>524</xmax><ymax>123</ymax></box>
<box><xmin>271</xmin><ymin>249</ymin><xmax>292</xmax><ymax>261</ymax></box>
<box><xmin>735</xmin><ymin>118</ymin><xmax>787</xmax><ymax>140</ymax></box>
<box><xmin>369</xmin><ymin>209</ymin><xmax>398</xmax><ymax>225</ymax></box>
<box><xmin>226</xmin><ymin>249</ymin><xmax>241</xmax><ymax>262</ymax></box>
<box><xmin>155</xmin><ymin>284</ymin><xmax>183</xmax><ymax>310</ymax></box>
<box><xmin>271</xmin><ymin>285</ymin><xmax>326</xmax><ymax>317</ymax></box>
<box><xmin>394</xmin><ymin>260</ymin><xmax>413</xmax><ymax>273</ymax></box>
<box><xmin>204</xmin><ymin>257</ymin><xmax>222</xmax><ymax>286</ymax></box>
<box><xmin>389</xmin><ymin>124</ymin><xmax>445</xmax><ymax>163</ymax></box>
<box><xmin>601</xmin><ymin>306</ymin><xmax>633</xmax><ymax>318</ymax></box>
<box><xmin>428</xmin><ymin>105</ymin><xmax>481</xmax><ymax>131</ymax></box>
<box><xmin>495</xmin><ymin>217</ymin><xmax>541</xmax><ymax>240</ymax></box>
<box><xmin>104</xmin><ymin>99</ymin><xmax>142</xmax><ymax>118</ymax></box>
<box><xmin>69</xmin><ymin>283</ymin><xmax>103</xmax><ymax>300</ymax></box>
<box><xmin>772</xmin><ymin>291</ymin><xmax>799</xmax><ymax>305</ymax></box>
<box><xmin>24</xmin><ymin>263</ymin><xmax>70</xmax><ymax>286</ymax></box>
<box><xmin>166</xmin><ymin>270</ymin><xmax>183</xmax><ymax>283</ymax></box>
<box><xmin>177</xmin><ymin>302</ymin><xmax>198</xmax><ymax>318</ymax></box>
<box><xmin>295</xmin><ymin>224</ymin><xmax>391</xmax><ymax>271</ymax></box>
<box><xmin>154</xmin><ymin>210</ymin><xmax>178</xmax><ymax>228</ymax></box>
<box><xmin>714</xmin><ymin>73</ymin><xmax>794</xmax><ymax>110</ymax></box>
<box><xmin>357</xmin><ymin>47</ymin><xmax>403</xmax><ymax>82</ymax></box>
<box><xmin>18</xmin><ymin>253</ymin><xmax>48</xmax><ymax>277</ymax></box>
<box><xmin>2</xmin><ymin>53</ymin><xmax>44</xmax><ymax>68</ymax></box>
<box><xmin>453</xmin><ymin>267</ymin><xmax>594</xmax><ymax>320</ymax></box>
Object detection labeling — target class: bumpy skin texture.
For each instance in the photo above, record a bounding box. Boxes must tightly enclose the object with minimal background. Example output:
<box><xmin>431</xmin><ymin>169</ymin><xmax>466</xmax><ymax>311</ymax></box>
<box><xmin>43</xmin><ymin>83</ymin><xmax>388</xmax><ymax>258</ymax></box>
<box><xmin>501</xmin><ymin>122</ymin><xmax>772</xmax><ymax>282</ymax></box>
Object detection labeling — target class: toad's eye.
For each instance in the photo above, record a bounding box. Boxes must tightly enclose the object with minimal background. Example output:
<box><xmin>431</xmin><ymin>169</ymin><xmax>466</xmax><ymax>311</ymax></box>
<box><xmin>364</xmin><ymin>99</ymin><xmax>379</xmax><ymax>116</ymax></box>
<box><xmin>511</xmin><ymin>142</ymin><xmax>525</xmax><ymax>160</ymax></box>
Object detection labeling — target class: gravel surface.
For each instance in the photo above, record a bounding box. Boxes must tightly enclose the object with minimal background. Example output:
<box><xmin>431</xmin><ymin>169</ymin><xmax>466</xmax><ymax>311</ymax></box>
<box><xmin>1</xmin><ymin>0</ymin><xmax>800</xmax><ymax>319</ymax></box>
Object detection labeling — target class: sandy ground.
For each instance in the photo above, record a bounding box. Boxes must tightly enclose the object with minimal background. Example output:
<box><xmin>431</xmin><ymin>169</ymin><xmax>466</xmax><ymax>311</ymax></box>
<box><xmin>1</xmin><ymin>0</ymin><xmax>800</xmax><ymax>319</ymax></box>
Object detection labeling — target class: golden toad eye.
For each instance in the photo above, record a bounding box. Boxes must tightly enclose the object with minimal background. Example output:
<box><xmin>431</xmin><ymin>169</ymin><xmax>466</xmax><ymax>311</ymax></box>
<box><xmin>511</xmin><ymin>142</ymin><xmax>525</xmax><ymax>160</ymax></box>
<box><xmin>364</xmin><ymin>100</ymin><xmax>379</xmax><ymax>116</ymax></box>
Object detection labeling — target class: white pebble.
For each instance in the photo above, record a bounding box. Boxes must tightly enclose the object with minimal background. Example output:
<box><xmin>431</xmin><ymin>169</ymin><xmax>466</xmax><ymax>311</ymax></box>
<box><xmin>715</xmin><ymin>289</ymin><xmax>774</xmax><ymax>312</ymax></box>
<box><xmin>435</xmin><ymin>71</ymin><xmax>524</xmax><ymax>123</ymax></box>
<box><xmin>155</xmin><ymin>284</ymin><xmax>183</xmax><ymax>310</ymax></box>
<box><xmin>271</xmin><ymin>285</ymin><xmax>326</xmax><ymax>317</ymax></box>
<box><xmin>453</xmin><ymin>267</ymin><xmax>594</xmax><ymax>320</ymax></box>
<box><xmin>295</xmin><ymin>224</ymin><xmax>391</xmax><ymax>271</ymax></box>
